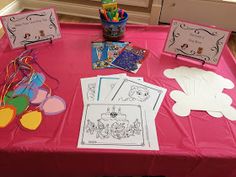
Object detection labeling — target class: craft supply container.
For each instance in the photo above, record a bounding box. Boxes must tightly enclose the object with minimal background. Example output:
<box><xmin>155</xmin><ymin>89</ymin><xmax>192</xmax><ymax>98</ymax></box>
<box><xmin>100</xmin><ymin>11</ymin><xmax>128</xmax><ymax>41</ymax></box>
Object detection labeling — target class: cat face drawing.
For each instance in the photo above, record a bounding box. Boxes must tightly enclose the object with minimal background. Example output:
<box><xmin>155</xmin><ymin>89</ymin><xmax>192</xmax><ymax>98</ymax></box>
<box><xmin>129</xmin><ymin>86</ymin><xmax>150</xmax><ymax>102</ymax></box>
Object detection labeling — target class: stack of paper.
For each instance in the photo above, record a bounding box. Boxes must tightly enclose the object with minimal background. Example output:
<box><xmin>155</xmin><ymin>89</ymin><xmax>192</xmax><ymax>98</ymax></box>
<box><xmin>77</xmin><ymin>73</ymin><xmax>167</xmax><ymax>150</ymax></box>
<box><xmin>164</xmin><ymin>66</ymin><xmax>236</xmax><ymax>120</ymax></box>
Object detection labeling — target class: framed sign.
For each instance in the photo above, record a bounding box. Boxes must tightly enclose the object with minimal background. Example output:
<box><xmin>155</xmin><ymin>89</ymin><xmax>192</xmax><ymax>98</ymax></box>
<box><xmin>1</xmin><ymin>8</ymin><xmax>61</xmax><ymax>49</ymax></box>
<box><xmin>164</xmin><ymin>19</ymin><xmax>231</xmax><ymax>65</ymax></box>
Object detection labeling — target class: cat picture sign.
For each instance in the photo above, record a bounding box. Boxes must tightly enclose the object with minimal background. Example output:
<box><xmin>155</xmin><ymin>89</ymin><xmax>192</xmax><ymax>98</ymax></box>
<box><xmin>1</xmin><ymin>8</ymin><xmax>61</xmax><ymax>49</ymax></box>
<box><xmin>164</xmin><ymin>19</ymin><xmax>231</xmax><ymax>65</ymax></box>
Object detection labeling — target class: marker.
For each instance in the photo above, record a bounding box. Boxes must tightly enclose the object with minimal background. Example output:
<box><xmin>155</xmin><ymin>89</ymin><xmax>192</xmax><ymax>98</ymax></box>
<box><xmin>119</xmin><ymin>9</ymin><xmax>124</xmax><ymax>19</ymax></box>
<box><xmin>107</xmin><ymin>11</ymin><xmax>113</xmax><ymax>21</ymax></box>
<box><xmin>102</xmin><ymin>9</ymin><xmax>110</xmax><ymax>21</ymax></box>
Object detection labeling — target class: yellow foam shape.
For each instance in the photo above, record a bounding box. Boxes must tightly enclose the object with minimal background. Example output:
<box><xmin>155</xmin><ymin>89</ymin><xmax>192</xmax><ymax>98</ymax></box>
<box><xmin>0</xmin><ymin>106</ymin><xmax>16</xmax><ymax>128</ymax></box>
<box><xmin>20</xmin><ymin>110</ymin><xmax>42</xmax><ymax>131</ymax></box>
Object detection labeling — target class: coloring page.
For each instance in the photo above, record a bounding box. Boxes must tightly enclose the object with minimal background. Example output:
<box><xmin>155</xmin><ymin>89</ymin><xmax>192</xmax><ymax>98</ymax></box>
<box><xmin>81</xmin><ymin>73</ymin><xmax>127</xmax><ymax>103</ymax></box>
<box><xmin>107</xmin><ymin>78</ymin><xmax>167</xmax><ymax>116</ymax></box>
<box><xmin>77</xmin><ymin>103</ymin><xmax>158</xmax><ymax>150</ymax></box>
<box><xmin>95</xmin><ymin>75</ymin><xmax>143</xmax><ymax>101</ymax></box>
<box><xmin>81</xmin><ymin>77</ymin><xmax>97</xmax><ymax>103</ymax></box>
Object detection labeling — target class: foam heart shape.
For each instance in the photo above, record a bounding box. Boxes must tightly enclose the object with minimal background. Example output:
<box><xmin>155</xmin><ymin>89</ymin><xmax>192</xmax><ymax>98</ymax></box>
<box><xmin>30</xmin><ymin>72</ymin><xmax>45</xmax><ymax>88</ymax></box>
<box><xmin>6</xmin><ymin>95</ymin><xmax>29</xmax><ymax>115</ymax></box>
<box><xmin>31</xmin><ymin>88</ymin><xmax>49</xmax><ymax>105</ymax></box>
<box><xmin>3</xmin><ymin>91</ymin><xmax>14</xmax><ymax>103</ymax></box>
<box><xmin>40</xmin><ymin>96</ymin><xmax>66</xmax><ymax>115</ymax></box>
<box><xmin>0</xmin><ymin>106</ymin><xmax>16</xmax><ymax>128</ymax></box>
<box><xmin>20</xmin><ymin>110</ymin><xmax>42</xmax><ymax>130</ymax></box>
<box><xmin>13</xmin><ymin>86</ymin><xmax>36</xmax><ymax>100</ymax></box>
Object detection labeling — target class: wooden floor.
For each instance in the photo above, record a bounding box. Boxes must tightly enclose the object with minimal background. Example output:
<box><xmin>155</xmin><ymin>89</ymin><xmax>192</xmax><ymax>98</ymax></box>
<box><xmin>1</xmin><ymin>13</ymin><xmax>236</xmax><ymax>59</ymax></box>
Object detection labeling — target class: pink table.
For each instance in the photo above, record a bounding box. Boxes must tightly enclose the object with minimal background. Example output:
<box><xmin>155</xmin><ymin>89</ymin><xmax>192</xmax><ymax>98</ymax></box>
<box><xmin>0</xmin><ymin>23</ymin><xmax>236</xmax><ymax>177</ymax></box>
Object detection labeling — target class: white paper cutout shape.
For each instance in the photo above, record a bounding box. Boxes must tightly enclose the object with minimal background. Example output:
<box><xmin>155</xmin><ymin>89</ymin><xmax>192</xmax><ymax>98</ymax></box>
<box><xmin>164</xmin><ymin>66</ymin><xmax>236</xmax><ymax>120</ymax></box>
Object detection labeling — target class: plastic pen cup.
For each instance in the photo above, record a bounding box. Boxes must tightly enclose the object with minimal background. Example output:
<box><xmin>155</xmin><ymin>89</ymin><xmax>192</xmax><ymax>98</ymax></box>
<box><xmin>100</xmin><ymin>11</ymin><xmax>128</xmax><ymax>41</ymax></box>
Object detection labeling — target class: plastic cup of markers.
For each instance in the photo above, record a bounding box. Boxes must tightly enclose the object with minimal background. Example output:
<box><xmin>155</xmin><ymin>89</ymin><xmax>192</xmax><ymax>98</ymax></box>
<box><xmin>100</xmin><ymin>11</ymin><xmax>128</xmax><ymax>41</ymax></box>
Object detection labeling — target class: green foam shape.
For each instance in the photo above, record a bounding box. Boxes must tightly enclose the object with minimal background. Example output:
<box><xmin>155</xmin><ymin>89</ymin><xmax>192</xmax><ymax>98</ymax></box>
<box><xmin>3</xmin><ymin>91</ymin><xmax>14</xmax><ymax>104</ymax></box>
<box><xmin>6</xmin><ymin>95</ymin><xmax>29</xmax><ymax>115</ymax></box>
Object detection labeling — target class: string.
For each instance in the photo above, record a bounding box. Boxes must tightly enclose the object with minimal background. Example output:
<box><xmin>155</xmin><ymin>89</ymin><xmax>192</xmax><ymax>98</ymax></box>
<box><xmin>33</xmin><ymin>60</ymin><xmax>60</xmax><ymax>91</ymax></box>
<box><xmin>0</xmin><ymin>49</ymin><xmax>56</xmax><ymax>107</ymax></box>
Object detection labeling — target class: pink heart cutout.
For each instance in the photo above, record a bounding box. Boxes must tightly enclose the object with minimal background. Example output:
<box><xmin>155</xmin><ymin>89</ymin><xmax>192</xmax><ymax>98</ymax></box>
<box><xmin>40</xmin><ymin>96</ymin><xmax>66</xmax><ymax>115</ymax></box>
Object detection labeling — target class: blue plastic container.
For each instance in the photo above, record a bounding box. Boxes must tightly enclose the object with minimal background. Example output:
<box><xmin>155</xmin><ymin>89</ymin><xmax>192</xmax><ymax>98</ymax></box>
<box><xmin>100</xmin><ymin>11</ymin><xmax>128</xmax><ymax>40</ymax></box>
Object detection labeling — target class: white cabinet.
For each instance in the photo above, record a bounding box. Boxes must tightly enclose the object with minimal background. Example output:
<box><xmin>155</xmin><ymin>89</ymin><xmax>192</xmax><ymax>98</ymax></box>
<box><xmin>160</xmin><ymin>0</ymin><xmax>236</xmax><ymax>31</ymax></box>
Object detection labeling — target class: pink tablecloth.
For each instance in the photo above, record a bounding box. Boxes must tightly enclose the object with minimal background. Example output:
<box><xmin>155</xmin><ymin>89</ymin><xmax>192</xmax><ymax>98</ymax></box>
<box><xmin>0</xmin><ymin>23</ymin><xmax>236</xmax><ymax>177</ymax></box>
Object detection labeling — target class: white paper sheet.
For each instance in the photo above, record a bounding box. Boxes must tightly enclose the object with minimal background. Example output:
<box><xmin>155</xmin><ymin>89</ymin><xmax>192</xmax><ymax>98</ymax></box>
<box><xmin>106</xmin><ymin>78</ymin><xmax>167</xmax><ymax>117</ymax></box>
<box><xmin>77</xmin><ymin>103</ymin><xmax>159</xmax><ymax>150</ymax></box>
<box><xmin>95</xmin><ymin>76</ymin><xmax>143</xmax><ymax>101</ymax></box>
<box><xmin>81</xmin><ymin>74</ymin><xmax>127</xmax><ymax>103</ymax></box>
<box><xmin>81</xmin><ymin>77</ymin><xmax>97</xmax><ymax>103</ymax></box>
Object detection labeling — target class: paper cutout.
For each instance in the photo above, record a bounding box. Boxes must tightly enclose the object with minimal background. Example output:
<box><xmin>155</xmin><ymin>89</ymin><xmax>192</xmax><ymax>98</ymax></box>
<box><xmin>31</xmin><ymin>88</ymin><xmax>49</xmax><ymax>104</ymax></box>
<box><xmin>0</xmin><ymin>106</ymin><xmax>16</xmax><ymax>128</ymax></box>
<box><xmin>6</xmin><ymin>95</ymin><xmax>29</xmax><ymax>115</ymax></box>
<box><xmin>40</xmin><ymin>96</ymin><xmax>66</xmax><ymax>115</ymax></box>
<box><xmin>164</xmin><ymin>66</ymin><xmax>236</xmax><ymax>120</ymax></box>
<box><xmin>20</xmin><ymin>110</ymin><xmax>42</xmax><ymax>130</ymax></box>
<box><xmin>221</xmin><ymin>107</ymin><xmax>236</xmax><ymax>121</ymax></box>
<box><xmin>207</xmin><ymin>111</ymin><xmax>223</xmax><ymax>118</ymax></box>
<box><xmin>0</xmin><ymin>50</ymin><xmax>66</xmax><ymax>131</ymax></box>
